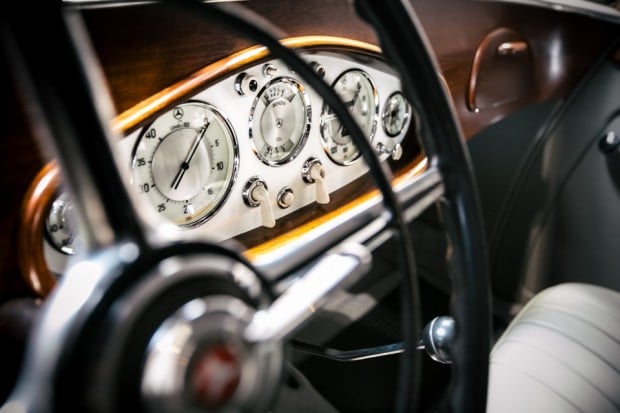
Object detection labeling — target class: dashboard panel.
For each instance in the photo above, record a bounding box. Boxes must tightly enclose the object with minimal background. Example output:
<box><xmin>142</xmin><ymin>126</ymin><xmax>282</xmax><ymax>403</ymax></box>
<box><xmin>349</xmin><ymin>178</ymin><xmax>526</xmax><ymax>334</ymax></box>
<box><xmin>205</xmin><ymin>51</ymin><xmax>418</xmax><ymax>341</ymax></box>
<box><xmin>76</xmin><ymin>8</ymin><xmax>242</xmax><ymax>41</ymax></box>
<box><xmin>5</xmin><ymin>0</ymin><xmax>617</xmax><ymax>301</ymax></box>
<box><xmin>23</xmin><ymin>40</ymin><xmax>419</xmax><ymax>295</ymax></box>
<box><xmin>120</xmin><ymin>51</ymin><xmax>411</xmax><ymax>239</ymax></box>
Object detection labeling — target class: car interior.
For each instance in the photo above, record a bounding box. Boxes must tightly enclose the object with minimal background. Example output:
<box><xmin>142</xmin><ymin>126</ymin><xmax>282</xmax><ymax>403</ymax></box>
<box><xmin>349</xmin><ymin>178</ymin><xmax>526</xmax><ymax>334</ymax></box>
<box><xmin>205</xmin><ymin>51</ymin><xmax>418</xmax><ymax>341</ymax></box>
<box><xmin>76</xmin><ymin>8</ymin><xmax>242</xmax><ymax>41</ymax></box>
<box><xmin>0</xmin><ymin>0</ymin><xmax>619</xmax><ymax>412</ymax></box>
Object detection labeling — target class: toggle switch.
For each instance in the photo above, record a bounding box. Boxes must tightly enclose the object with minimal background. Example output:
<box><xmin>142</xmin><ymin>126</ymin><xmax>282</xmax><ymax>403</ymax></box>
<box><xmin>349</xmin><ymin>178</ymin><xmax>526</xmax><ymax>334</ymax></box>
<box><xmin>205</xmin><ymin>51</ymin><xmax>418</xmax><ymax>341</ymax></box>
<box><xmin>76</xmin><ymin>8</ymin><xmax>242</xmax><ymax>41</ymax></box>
<box><xmin>302</xmin><ymin>158</ymin><xmax>329</xmax><ymax>205</ymax></box>
<box><xmin>376</xmin><ymin>142</ymin><xmax>403</xmax><ymax>161</ymax></box>
<box><xmin>243</xmin><ymin>177</ymin><xmax>276</xmax><ymax>228</ymax></box>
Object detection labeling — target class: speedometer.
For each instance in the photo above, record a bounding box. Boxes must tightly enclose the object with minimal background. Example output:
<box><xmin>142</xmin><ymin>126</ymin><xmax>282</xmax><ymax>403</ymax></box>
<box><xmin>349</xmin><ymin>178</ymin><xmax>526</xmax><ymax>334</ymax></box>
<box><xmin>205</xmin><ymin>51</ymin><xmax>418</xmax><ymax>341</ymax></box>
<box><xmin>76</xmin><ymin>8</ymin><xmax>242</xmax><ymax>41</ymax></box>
<box><xmin>132</xmin><ymin>101</ymin><xmax>238</xmax><ymax>227</ymax></box>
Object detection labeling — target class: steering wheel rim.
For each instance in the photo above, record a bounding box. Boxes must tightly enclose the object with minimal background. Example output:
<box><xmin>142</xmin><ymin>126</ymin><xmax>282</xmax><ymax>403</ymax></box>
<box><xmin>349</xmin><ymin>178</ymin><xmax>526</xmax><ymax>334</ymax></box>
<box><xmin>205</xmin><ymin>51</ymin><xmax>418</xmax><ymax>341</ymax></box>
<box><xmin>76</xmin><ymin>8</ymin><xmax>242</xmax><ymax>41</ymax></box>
<box><xmin>1</xmin><ymin>0</ymin><xmax>491</xmax><ymax>412</ymax></box>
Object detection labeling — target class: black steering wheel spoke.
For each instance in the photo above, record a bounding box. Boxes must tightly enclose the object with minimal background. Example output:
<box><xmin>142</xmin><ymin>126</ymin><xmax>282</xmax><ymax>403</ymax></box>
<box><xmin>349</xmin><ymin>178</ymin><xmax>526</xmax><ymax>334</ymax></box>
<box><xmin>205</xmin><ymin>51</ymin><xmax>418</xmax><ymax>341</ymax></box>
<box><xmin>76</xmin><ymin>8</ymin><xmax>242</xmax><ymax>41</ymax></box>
<box><xmin>5</xmin><ymin>3</ymin><xmax>147</xmax><ymax>253</ymax></box>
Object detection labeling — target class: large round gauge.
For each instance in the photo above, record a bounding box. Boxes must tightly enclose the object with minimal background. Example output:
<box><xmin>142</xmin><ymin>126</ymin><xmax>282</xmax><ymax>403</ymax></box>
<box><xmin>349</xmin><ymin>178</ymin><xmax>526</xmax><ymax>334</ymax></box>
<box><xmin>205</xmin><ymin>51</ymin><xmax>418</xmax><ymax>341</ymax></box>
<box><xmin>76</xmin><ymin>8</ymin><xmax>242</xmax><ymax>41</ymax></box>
<box><xmin>249</xmin><ymin>77</ymin><xmax>311</xmax><ymax>166</ymax></box>
<box><xmin>132</xmin><ymin>101</ymin><xmax>238</xmax><ymax>227</ymax></box>
<box><xmin>320</xmin><ymin>69</ymin><xmax>379</xmax><ymax>165</ymax></box>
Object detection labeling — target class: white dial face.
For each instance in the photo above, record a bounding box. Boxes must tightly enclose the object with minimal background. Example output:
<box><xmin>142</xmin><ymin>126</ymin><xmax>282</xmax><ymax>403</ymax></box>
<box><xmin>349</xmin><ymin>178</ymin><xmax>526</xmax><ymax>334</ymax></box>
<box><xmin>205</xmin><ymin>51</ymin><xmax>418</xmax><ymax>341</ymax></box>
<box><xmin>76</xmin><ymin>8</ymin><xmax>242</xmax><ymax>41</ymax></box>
<box><xmin>320</xmin><ymin>69</ymin><xmax>378</xmax><ymax>165</ymax></box>
<box><xmin>45</xmin><ymin>193</ymin><xmax>80</xmax><ymax>255</ymax></box>
<box><xmin>382</xmin><ymin>92</ymin><xmax>411</xmax><ymax>137</ymax></box>
<box><xmin>249</xmin><ymin>77</ymin><xmax>311</xmax><ymax>166</ymax></box>
<box><xmin>132</xmin><ymin>101</ymin><xmax>238</xmax><ymax>227</ymax></box>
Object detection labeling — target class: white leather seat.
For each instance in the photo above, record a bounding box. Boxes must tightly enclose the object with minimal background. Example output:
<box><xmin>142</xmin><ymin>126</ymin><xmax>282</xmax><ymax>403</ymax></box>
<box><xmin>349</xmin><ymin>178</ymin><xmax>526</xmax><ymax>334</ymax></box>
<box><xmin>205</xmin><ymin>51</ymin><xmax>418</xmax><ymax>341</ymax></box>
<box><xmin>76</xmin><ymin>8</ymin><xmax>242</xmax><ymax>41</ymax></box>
<box><xmin>487</xmin><ymin>283</ymin><xmax>620</xmax><ymax>412</ymax></box>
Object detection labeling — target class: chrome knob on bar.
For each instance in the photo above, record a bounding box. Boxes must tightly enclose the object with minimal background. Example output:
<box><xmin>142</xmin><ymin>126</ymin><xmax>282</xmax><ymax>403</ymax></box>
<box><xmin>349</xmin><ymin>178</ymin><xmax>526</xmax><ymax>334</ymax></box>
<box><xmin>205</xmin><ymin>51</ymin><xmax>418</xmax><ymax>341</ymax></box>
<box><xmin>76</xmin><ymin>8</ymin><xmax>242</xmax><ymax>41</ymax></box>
<box><xmin>417</xmin><ymin>316</ymin><xmax>455</xmax><ymax>364</ymax></box>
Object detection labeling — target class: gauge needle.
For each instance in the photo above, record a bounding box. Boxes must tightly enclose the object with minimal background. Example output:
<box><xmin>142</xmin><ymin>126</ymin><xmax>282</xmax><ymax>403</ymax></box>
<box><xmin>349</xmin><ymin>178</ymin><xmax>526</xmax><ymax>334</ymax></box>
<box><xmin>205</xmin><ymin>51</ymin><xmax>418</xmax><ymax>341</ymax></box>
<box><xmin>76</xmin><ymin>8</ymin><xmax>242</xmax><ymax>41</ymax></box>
<box><xmin>170</xmin><ymin>121</ymin><xmax>210</xmax><ymax>190</ymax></box>
<box><xmin>339</xmin><ymin>83</ymin><xmax>362</xmax><ymax>136</ymax></box>
<box><xmin>344</xmin><ymin>83</ymin><xmax>362</xmax><ymax>108</ymax></box>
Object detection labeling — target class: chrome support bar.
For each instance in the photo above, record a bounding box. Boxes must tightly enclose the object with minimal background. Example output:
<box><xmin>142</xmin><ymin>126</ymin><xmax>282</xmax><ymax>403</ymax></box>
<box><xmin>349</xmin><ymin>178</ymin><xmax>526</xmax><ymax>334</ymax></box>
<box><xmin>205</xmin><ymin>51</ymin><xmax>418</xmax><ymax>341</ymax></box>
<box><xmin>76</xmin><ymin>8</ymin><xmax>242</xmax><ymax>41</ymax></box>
<box><xmin>290</xmin><ymin>340</ymin><xmax>405</xmax><ymax>362</ymax></box>
<box><xmin>245</xmin><ymin>243</ymin><xmax>371</xmax><ymax>343</ymax></box>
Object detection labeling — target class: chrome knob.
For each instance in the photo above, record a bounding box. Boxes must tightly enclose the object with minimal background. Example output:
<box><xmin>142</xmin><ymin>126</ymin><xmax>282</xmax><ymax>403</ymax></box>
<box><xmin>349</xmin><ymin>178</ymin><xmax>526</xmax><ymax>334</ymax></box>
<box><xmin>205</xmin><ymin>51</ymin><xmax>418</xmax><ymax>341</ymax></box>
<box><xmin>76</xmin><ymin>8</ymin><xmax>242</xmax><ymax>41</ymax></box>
<box><xmin>418</xmin><ymin>316</ymin><xmax>455</xmax><ymax>364</ymax></box>
<box><xmin>234</xmin><ymin>72</ymin><xmax>259</xmax><ymax>96</ymax></box>
<box><xmin>277</xmin><ymin>187</ymin><xmax>295</xmax><ymax>209</ymax></box>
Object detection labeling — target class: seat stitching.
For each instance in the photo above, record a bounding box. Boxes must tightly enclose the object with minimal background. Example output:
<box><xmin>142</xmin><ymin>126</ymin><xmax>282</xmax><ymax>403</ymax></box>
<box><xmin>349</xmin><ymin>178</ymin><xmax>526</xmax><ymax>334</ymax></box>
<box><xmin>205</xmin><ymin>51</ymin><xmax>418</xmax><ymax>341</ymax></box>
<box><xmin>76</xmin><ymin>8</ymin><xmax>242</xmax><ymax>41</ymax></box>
<box><xmin>532</xmin><ymin>302</ymin><xmax>620</xmax><ymax>345</ymax></box>
<box><xmin>516</xmin><ymin>319</ymin><xmax>620</xmax><ymax>375</ymax></box>
<box><xmin>498</xmin><ymin>337</ymin><xmax>620</xmax><ymax>409</ymax></box>
<box><xmin>489</xmin><ymin>359</ymin><xmax>583</xmax><ymax>413</ymax></box>
<box><xmin>539</xmin><ymin>287</ymin><xmax>620</xmax><ymax>322</ymax></box>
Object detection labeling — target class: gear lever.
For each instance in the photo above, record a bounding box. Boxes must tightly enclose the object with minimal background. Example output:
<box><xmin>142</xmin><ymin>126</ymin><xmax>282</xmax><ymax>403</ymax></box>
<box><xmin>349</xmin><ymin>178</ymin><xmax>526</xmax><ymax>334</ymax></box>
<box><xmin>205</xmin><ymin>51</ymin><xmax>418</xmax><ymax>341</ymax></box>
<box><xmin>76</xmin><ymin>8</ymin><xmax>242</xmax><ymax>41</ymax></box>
<box><xmin>417</xmin><ymin>316</ymin><xmax>455</xmax><ymax>364</ymax></box>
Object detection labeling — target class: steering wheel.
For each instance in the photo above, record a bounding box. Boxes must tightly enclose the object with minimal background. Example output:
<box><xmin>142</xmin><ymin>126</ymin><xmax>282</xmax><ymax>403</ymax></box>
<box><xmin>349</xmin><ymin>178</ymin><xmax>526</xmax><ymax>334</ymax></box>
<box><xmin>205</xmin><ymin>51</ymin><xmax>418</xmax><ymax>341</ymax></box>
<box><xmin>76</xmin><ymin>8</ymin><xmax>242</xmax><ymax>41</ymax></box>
<box><xmin>1</xmin><ymin>0</ymin><xmax>491</xmax><ymax>412</ymax></box>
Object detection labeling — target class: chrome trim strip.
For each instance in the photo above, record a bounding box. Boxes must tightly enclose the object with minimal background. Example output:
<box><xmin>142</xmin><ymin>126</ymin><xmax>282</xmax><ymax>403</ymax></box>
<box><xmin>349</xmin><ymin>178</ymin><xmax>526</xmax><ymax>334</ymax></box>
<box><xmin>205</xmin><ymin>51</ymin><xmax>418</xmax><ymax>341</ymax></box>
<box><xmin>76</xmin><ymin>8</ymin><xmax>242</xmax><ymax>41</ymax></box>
<box><xmin>290</xmin><ymin>340</ymin><xmax>405</xmax><ymax>362</ymax></box>
<box><xmin>63</xmin><ymin>0</ymin><xmax>249</xmax><ymax>10</ymax></box>
<box><xmin>478</xmin><ymin>0</ymin><xmax>620</xmax><ymax>24</ymax></box>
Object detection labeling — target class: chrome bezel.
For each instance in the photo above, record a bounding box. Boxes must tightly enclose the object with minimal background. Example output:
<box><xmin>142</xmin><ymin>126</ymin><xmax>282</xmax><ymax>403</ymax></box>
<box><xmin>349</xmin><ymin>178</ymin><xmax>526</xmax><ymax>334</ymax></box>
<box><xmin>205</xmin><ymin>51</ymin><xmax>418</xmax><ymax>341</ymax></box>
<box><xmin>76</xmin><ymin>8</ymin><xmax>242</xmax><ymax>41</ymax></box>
<box><xmin>320</xmin><ymin>68</ymin><xmax>379</xmax><ymax>166</ymax></box>
<box><xmin>242</xmin><ymin>176</ymin><xmax>268</xmax><ymax>208</ymax></box>
<box><xmin>131</xmin><ymin>100</ymin><xmax>240</xmax><ymax>228</ymax></box>
<box><xmin>248</xmin><ymin>77</ymin><xmax>312</xmax><ymax>167</ymax></box>
<box><xmin>276</xmin><ymin>187</ymin><xmax>294</xmax><ymax>209</ymax></box>
<box><xmin>382</xmin><ymin>91</ymin><xmax>411</xmax><ymax>138</ymax></box>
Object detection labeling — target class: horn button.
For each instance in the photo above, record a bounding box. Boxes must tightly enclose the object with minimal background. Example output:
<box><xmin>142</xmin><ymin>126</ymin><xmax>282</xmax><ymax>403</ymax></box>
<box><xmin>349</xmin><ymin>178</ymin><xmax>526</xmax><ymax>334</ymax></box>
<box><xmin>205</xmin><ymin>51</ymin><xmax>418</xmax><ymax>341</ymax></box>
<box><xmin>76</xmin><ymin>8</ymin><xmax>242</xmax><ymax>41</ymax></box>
<box><xmin>140</xmin><ymin>293</ymin><xmax>282</xmax><ymax>413</ymax></box>
<box><xmin>190</xmin><ymin>343</ymin><xmax>241</xmax><ymax>408</ymax></box>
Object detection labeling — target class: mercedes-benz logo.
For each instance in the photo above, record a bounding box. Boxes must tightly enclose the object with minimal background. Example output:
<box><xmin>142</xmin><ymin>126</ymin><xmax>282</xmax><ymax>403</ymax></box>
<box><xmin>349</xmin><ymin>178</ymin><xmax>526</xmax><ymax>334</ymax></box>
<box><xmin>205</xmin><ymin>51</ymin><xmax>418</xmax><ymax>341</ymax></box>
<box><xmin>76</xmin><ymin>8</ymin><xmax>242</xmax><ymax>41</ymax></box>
<box><xmin>173</xmin><ymin>107</ymin><xmax>184</xmax><ymax>119</ymax></box>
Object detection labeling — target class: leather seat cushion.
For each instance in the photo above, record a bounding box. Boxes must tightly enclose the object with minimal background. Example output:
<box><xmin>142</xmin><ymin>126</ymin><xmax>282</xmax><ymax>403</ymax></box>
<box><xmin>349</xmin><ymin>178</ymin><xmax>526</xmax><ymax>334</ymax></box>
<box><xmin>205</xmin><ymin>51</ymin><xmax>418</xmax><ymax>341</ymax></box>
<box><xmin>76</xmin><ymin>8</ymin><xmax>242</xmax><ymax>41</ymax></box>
<box><xmin>487</xmin><ymin>283</ymin><xmax>620</xmax><ymax>413</ymax></box>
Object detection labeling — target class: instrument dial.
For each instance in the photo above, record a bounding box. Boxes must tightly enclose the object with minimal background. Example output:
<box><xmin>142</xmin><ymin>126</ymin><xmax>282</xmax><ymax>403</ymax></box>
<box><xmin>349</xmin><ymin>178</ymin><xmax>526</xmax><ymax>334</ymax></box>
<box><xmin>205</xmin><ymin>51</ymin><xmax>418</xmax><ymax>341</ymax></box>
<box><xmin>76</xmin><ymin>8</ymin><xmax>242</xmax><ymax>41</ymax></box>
<box><xmin>249</xmin><ymin>77</ymin><xmax>311</xmax><ymax>166</ymax></box>
<box><xmin>382</xmin><ymin>91</ymin><xmax>411</xmax><ymax>137</ymax></box>
<box><xmin>320</xmin><ymin>69</ymin><xmax>378</xmax><ymax>165</ymax></box>
<box><xmin>45</xmin><ymin>193</ymin><xmax>80</xmax><ymax>255</ymax></box>
<box><xmin>132</xmin><ymin>101</ymin><xmax>238</xmax><ymax>227</ymax></box>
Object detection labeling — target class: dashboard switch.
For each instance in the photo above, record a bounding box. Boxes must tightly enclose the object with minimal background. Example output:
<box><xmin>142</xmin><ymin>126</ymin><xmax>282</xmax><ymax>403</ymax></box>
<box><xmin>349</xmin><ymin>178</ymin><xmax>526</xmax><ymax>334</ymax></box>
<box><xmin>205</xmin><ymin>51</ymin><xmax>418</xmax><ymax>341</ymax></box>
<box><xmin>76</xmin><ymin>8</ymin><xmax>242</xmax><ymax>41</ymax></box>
<box><xmin>376</xmin><ymin>142</ymin><xmax>403</xmax><ymax>161</ymax></box>
<box><xmin>243</xmin><ymin>177</ymin><xmax>276</xmax><ymax>228</ymax></box>
<box><xmin>302</xmin><ymin>158</ymin><xmax>330</xmax><ymax>205</ymax></box>
<box><xmin>310</xmin><ymin>61</ymin><xmax>326</xmax><ymax>79</ymax></box>
<box><xmin>234</xmin><ymin>72</ymin><xmax>259</xmax><ymax>96</ymax></box>
<box><xmin>262</xmin><ymin>63</ymin><xmax>278</xmax><ymax>78</ymax></box>
<box><xmin>277</xmin><ymin>187</ymin><xmax>295</xmax><ymax>209</ymax></box>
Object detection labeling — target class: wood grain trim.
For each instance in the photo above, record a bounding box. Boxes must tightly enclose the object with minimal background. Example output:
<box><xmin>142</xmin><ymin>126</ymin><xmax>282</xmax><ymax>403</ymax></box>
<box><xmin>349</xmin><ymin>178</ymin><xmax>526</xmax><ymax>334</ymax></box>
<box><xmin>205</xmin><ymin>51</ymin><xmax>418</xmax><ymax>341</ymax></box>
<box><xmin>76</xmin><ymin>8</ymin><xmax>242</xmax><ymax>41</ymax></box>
<box><xmin>113</xmin><ymin>35</ymin><xmax>381</xmax><ymax>134</ymax></box>
<box><xmin>17</xmin><ymin>162</ymin><xmax>59</xmax><ymax>297</ymax></box>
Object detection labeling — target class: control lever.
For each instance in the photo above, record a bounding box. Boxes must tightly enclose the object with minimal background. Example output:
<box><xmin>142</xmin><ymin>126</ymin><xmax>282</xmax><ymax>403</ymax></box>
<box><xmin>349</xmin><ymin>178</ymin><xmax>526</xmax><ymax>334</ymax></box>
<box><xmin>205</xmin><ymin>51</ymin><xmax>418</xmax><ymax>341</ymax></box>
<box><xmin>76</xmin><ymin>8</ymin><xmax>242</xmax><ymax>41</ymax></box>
<box><xmin>243</xmin><ymin>177</ymin><xmax>276</xmax><ymax>228</ymax></box>
<box><xmin>417</xmin><ymin>316</ymin><xmax>455</xmax><ymax>364</ymax></box>
<box><xmin>302</xmin><ymin>158</ymin><xmax>329</xmax><ymax>205</ymax></box>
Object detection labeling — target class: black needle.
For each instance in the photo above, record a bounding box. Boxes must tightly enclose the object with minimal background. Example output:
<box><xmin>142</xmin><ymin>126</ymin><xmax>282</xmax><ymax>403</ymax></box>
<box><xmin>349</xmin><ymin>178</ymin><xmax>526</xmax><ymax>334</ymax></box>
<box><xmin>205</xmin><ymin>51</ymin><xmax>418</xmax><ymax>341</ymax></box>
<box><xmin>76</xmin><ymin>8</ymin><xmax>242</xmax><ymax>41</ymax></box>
<box><xmin>340</xmin><ymin>83</ymin><xmax>362</xmax><ymax>136</ymax></box>
<box><xmin>170</xmin><ymin>121</ymin><xmax>210</xmax><ymax>190</ymax></box>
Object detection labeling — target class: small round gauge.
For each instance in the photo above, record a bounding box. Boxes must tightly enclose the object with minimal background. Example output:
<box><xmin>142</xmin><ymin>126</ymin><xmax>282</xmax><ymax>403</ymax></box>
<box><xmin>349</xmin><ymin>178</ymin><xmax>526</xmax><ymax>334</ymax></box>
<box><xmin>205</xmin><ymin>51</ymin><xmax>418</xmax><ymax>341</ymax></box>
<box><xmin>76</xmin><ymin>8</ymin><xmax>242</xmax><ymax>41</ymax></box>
<box><xmin>382</xmin><ymin>91</ymin><xmax>411</xmax><ymax>137</ymax></box>
<box><xmin>132</xmin><ymin>101</ymin><xmax>238</xmax><ymax>227</ymax></box>
<box><xmin>320</xmin><ymin>69</ymin><xmax>379</xmax><ymax>165</ymax></box>
<box><xmin>45</xmin><ymin>193</ymin><xmax>80</xmax><ymax>255</ymax></box>
<box><xmin>249</xmin><ymin>77</ymin><xmax>311</xmax><ymax>166</ymax></box>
